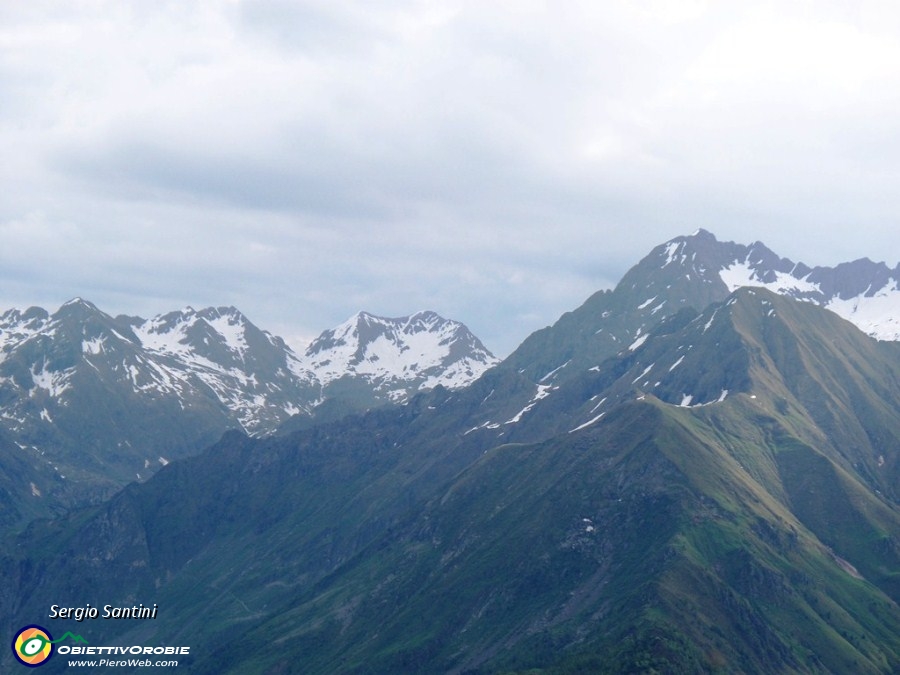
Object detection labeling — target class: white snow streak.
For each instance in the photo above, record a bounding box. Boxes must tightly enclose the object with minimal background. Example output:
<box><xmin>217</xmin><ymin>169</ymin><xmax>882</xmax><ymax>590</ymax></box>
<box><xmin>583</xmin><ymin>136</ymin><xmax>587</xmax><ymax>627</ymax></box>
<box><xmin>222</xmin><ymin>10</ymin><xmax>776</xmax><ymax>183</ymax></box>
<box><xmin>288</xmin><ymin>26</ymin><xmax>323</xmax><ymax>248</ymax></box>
<box><xmin>505</xmin><ymin>384</ymin><xmax>552</xmax><ymax>424</ymax></box>
<box><xmin>628</xmin><ymin>333</ymin><xmax>649</xmax><ymax>351</ymax></box>
<box><xmin>569</xmin><ymin>412</ymin><xmax>605</xmax><ymax>433</ymax></box>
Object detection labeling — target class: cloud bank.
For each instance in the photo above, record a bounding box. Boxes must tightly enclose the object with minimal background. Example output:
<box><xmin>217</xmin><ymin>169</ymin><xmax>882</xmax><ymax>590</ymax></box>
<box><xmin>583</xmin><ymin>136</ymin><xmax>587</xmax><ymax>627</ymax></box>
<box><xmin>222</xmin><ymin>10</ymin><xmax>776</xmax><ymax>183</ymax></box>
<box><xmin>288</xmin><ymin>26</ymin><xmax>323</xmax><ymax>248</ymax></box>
<box><xmin>2</xmin><ymin>1</ymin><xmax>900</xmax><ymax>355</ymax></box>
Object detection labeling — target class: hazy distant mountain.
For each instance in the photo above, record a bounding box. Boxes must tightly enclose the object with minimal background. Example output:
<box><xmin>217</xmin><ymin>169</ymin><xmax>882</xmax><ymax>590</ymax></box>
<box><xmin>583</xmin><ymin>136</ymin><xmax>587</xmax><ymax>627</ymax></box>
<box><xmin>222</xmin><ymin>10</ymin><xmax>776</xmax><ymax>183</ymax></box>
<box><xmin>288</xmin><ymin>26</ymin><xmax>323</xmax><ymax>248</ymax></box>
<box><xmin>4</xmin><ymin>233</ymin><xmax>898</xmax><ymax>673</ymax></box>
<box><xmin>301</xmin><ymin>309</ymin><xmax>498</xmax><ymax>402</ymax></box>
<box><xmin>0</xmin><ymin>301</ymin><xmax>495</xmax><ymax>528</ymax></box>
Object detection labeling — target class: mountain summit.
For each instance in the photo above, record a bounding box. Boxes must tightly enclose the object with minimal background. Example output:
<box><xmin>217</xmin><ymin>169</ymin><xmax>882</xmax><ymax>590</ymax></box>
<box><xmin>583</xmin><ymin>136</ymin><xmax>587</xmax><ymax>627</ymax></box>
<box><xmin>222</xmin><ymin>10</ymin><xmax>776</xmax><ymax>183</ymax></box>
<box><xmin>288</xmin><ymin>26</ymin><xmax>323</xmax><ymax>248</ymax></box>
<box><xmin>502</xmin><ymin>228</ymin><xmax>900</xmax><ymax>385</ymax></box>
<box><xmin>680</xmin><ymin>229</ymin><xmax>900</xmax><ymax>339</ymax></box>
<box><xmin>0</xmin><ymin>302</ymin><xmax>495</xmax><ymax>528</ymax></box>
<box><xmin>300</xmin><ymin>310</ymin><xmax>499</xmax><ymax>403</ymax></box>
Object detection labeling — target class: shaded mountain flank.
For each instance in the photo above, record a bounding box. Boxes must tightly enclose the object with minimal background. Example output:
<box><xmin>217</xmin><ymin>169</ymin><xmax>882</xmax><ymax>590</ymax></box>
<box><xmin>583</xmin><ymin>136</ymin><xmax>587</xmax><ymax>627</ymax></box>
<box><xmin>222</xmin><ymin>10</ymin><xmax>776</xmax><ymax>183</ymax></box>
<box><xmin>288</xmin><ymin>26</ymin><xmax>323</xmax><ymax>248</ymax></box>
<box><xmin>2</xmin><ymin>287</ymin><xmax>899</xmax><ymax>674</ymax></box>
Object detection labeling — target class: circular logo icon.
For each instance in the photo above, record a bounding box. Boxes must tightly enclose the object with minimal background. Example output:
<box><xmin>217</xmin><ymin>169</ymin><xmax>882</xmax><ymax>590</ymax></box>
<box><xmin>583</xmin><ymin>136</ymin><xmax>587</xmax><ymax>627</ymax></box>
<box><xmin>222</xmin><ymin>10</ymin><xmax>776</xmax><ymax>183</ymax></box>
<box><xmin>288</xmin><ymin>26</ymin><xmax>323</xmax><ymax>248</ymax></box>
<box><xmin>12</xmin><ymin>625</ymin><xmax>53</xmax><ymax>667</ymax></box>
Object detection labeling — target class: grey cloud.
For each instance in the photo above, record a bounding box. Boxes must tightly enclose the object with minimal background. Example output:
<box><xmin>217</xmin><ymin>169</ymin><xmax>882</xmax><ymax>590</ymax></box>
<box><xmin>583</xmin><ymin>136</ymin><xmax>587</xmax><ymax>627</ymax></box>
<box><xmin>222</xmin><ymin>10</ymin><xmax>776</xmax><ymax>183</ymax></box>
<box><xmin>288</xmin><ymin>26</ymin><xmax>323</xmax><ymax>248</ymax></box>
<box><xmin>237</xmin><ymin>0</ymin><xmax>397</xmax><ymax>56</ymax></box>
<box><xmin>2</xmin><ymin>1</ymin><xmax>900</xmax><ymax>357</ymax></box>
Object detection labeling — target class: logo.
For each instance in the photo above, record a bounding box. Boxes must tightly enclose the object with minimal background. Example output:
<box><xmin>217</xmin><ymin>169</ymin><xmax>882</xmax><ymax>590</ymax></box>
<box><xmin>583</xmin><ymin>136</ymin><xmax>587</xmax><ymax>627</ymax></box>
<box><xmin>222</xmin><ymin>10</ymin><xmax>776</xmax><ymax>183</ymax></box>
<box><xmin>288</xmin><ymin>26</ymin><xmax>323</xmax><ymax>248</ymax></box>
<box><xmin>11</xmin><ymin>625</ymin><xmax>53</xmax><ymax>667</ymax></box>
<box><xmin>11</xmin><ymin>627</ymin><xmax>87</xmax><ymax>668</ymax></box>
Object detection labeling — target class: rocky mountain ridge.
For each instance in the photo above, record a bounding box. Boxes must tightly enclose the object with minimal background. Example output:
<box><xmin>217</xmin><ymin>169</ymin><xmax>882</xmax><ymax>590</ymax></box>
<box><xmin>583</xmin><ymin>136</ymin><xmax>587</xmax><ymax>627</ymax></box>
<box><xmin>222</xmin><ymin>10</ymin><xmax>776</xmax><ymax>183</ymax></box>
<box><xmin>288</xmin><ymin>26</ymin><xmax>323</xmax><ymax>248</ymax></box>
<box><xmin>0</xmin><ymin>300</ymin><xmax>495</xmax><ymax>527</ymax></box>
<box><xmin>501</xmin><ymin>228</ymin><xmax>900</xmax><ymax>386</ymax></box>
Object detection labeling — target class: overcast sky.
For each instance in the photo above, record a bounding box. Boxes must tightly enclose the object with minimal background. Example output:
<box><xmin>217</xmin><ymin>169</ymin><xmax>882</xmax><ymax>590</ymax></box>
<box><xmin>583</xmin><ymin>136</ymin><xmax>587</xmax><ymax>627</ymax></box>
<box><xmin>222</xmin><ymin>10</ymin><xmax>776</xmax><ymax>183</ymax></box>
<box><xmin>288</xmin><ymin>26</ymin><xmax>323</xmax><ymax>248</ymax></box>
<box><xmin>2</xmin><ymin>1</ymin><xmax>900</xmax><ymax>356</ymax></box>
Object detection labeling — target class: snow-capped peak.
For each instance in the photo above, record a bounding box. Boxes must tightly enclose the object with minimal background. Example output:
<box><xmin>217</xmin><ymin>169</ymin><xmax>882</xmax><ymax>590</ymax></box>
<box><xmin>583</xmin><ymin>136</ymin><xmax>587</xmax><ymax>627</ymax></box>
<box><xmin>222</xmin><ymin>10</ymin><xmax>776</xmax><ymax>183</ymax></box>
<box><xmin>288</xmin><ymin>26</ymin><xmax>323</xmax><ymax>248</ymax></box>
<box><xmin>646</xmin><ymin>230</ymin><xmax>900</xmax><ymax>342</ymax></box>
<box><xmin>132</xmin><ymin>306</ymin><xmax>253</xmax><ymax>363</ymax></box>
<box><xmin>717</xmin><ymin>249</ymin><xmax>900</xmax><ymax>341</ymax></box>
<box><xmin>300</xmin><ymin>310</ymin><xmax>498</xmax><ymax>397</ymax></box>
<box><xmin>0</xmin><ymin>300</ymin><xmax>497</xmax><ymax>451</ymax></box>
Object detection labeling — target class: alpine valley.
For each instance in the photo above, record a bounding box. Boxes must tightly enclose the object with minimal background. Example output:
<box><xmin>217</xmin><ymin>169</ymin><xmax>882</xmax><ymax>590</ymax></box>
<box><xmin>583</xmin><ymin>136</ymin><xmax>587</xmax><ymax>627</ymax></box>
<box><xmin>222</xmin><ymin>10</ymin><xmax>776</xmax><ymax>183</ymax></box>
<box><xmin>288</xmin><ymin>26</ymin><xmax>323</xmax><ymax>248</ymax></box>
<box><xmin>2</xmin><ymin>230</ymin><xmax>900</xmax><ymax>674</ymax></box>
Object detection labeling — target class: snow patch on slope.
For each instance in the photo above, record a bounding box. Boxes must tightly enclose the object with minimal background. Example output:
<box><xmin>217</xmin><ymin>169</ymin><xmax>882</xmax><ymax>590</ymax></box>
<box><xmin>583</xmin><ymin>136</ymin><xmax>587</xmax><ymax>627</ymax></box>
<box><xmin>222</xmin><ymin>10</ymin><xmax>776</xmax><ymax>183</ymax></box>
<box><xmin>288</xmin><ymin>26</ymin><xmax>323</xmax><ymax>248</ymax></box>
<box><xmin>505</xmin><ymin>384</ymin><xmax>552</xmax><ymax>424</ymax></box>
<box><xmin>720</xmin><ymin>257</ymin><xmax>900</xmax><ymax>341</ymax></box>
<box><xmin>30</xmin><ymin>362</ymin><xmax>73</xmax><ymax>397</ymax></box>
<box><xmin>826</xmin><ymin>282</ymin><xmax>900</xmax><ymax>341</ymax></box>
<box><xmin>720</xmin><ymin>261</ymin><xmax>820</xmax><ymax>296</ymax></box>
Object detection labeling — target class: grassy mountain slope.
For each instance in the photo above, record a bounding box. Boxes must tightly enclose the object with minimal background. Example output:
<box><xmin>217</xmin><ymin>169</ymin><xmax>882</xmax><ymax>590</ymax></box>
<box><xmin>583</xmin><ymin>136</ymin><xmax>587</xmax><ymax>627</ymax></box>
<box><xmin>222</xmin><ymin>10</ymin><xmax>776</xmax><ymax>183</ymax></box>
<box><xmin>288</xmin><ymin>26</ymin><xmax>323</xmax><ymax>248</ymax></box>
<box><xmin>2</xmin><ymin>290</ymin><xmax>900</xmax><ymax>673</ymax></box>
<box><xmin>196</xmin><ymin>399</ymin><xmax>900</xmax><ymax>674</ymax></box>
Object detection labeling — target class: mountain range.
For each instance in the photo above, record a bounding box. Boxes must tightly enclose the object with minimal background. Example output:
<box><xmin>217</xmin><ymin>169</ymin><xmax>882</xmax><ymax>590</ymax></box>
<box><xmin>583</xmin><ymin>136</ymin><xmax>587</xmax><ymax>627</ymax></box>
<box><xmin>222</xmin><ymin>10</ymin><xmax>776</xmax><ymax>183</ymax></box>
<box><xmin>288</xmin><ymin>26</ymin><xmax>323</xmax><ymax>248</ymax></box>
<box><xmin>1</xmin><ymin>229</ymin><xmax>899</xmax><ymax>673</ymax></box>
<box><xmin>0</xmin><ymin>302</ymin><xmax>496</xmax><ymax>529</ymax></box>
